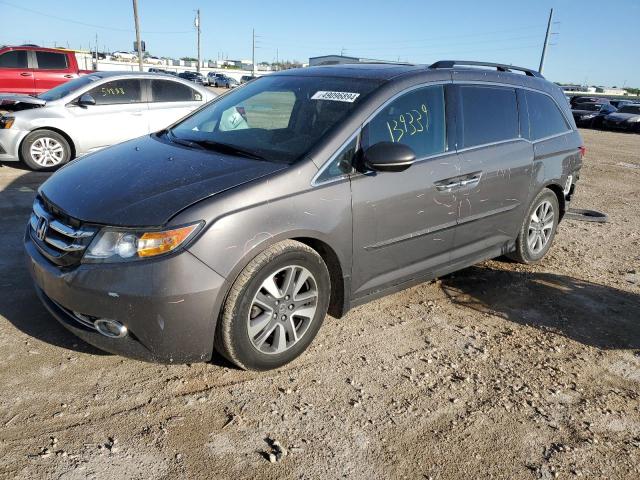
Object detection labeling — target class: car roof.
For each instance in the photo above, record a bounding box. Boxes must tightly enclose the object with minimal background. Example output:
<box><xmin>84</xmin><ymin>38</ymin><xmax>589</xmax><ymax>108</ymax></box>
<box><xmin>275</xmin><ymin>63</ymin><xmax>425</xmax><ymax>80</ymax></box>
<box><xmin>271</xmin><ymin>62</ymin><xmax>551</xmax><ymax>87</ymax></box>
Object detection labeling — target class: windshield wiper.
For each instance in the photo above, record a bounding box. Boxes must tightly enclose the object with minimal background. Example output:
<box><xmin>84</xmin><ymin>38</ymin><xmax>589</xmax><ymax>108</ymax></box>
<box><xmin>165</xmin><ymin>130</ymin><xmax>205</xmax><ymax>150</ymax></box>
<box><xmin>189</xmin><ymin>140</ymin><xmax>267</xmax><ymax>161</ymax></box>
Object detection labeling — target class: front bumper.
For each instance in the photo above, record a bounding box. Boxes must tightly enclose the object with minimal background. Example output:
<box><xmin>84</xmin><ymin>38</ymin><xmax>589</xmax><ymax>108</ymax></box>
<box><xmin>25</xmin><ymin>231</ymin><xmax>226</xmax><ymax>363</ymax></box>
<box><xmin>0</xmin><ymin>127</ymin><xmax>26</xmax><ymax>161</ymax></box>
<box><xmin>603</xmin><ymin>120</ymin><xmax>639</xmax><ymax>132</ymax></box>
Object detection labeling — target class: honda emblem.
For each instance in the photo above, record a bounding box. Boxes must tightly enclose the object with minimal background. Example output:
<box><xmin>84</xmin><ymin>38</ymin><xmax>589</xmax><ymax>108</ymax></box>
<box><xmin>36</xmin><ymin>217</ymin><xmax>48</xmax><ymax>241</ymax></box>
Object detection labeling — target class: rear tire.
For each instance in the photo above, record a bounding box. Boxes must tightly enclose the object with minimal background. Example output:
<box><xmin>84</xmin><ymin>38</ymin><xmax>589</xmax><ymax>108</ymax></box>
<box><xmin>508</xmin><ymin>188</ymin><xmax>559</xmax><ymax>264</ymax></box>
<box><xmin>215</xmin><ymin>240</ymin><xmax>331</xmax><ymax>370</ymax></box>
<box><xmin>21</xmin><ymin>129</ymin><xmax>71</xmax><ymax>171</ymax></box>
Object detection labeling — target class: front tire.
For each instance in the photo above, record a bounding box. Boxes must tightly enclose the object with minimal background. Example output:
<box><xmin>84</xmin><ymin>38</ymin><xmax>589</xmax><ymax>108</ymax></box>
<box><xmin>508</xmin><ymin>188</ymin><xmax>559</xmax><ymax>264</ymax></box>
<box><xmin>21</xmin><ymin>129</ymin><xmax>71</xmax><ymax>171</ymax></box>
<box><xmin>215</xmin><ymin>240</ymin><xmax>331</xmax><ymax>370</ymax></box>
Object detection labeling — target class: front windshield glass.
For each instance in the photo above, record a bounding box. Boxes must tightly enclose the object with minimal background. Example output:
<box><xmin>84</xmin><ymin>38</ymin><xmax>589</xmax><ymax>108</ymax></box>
<box><xmin>618</xmin><ymin>105</ymin><xmax>640</xmax><ymax>114</ymax></box>
<box><xmin>38</xmin><ymin>75</ymin><xmax>101</xmax><ymax>101</ymax></box>
<box><xmin>169</xmin><ymin>74</ymin><xmax>381</xmax><ymax>163</ymax></box>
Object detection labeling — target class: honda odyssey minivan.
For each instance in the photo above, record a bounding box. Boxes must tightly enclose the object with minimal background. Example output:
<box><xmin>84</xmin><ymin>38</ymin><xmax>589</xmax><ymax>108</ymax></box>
<box><xmin>25</xmin><ymin>60</ymin><xmax>584</xmax><ymax>370</ymax></box>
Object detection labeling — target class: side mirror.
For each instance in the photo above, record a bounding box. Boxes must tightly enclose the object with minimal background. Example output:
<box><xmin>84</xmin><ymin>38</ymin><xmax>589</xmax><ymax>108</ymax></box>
<box><xmin>77</xmin><ymin>93</ymin><xmax>96</xmax><ymax>107</ymax></box>
<box><xmin>363</xmin><ymin>142</ymin><xmax>416</xmax><ymax>172</ymax></box>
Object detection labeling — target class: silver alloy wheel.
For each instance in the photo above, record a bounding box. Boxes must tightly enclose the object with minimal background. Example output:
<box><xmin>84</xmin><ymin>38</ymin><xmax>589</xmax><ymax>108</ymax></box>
<box><xmin>247</xmin><ymin>265</ymin><xmax>318</xmax><ymax>354</ymax></box>
<box><xmin>30</xmin><ymin>137</ymin><xmax>65</xmax><ymax>167</ymax></box>
<box><xmin>527</xmin><ymin>200</ymin><xmax>554</xmax><ymax>254</ymax></box>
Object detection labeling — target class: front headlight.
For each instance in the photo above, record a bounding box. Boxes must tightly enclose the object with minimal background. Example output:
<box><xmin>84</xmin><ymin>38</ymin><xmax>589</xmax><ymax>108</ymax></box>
<box><xmin>84</xmin><ymin>222</ymin><xmax>202</xmax><ymax>262</ymax></box>
<box><xmin>0</xmin><ymin>116</ymin><xmax>15</xmax><ymax>129</ymax></box>
<box><xmin>626</xmin><ymin>116</ymin><xmax>640</xmax><ymax>123</ymax></box>
<box><xmin>582</xmin><ymin>113</ymin><xmax>596</xmax><ymax>119</ymax></box>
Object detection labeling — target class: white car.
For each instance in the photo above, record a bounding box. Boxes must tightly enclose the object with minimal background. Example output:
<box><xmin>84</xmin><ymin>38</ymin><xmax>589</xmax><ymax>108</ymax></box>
<box><xmin>146</xmin><ymin>56</ymin><xmax>163</xmax><ymax>65</ymax></box>
<box><xmin>0</xmin><ymin>72</ymin><xmax>216</xmax><ymax>170</ymax></box>
<box><xmin>111</xmin><ymin>51</ymin><xmax>137</xmax><ymax>61</ymax></box>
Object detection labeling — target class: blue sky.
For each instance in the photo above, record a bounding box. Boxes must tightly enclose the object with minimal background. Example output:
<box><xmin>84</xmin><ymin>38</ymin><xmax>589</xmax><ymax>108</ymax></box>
<box><xmin>1</xmin><ymin>0</ymin><xmax>638</xmax><ymax>87</ymax></box>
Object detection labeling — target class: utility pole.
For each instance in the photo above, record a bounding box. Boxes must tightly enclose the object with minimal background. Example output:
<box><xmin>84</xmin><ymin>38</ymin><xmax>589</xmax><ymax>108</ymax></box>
<box><xmin>538</xmin><ymin>8</ymin><xmax>553</xmax><ymax>74</ymax></box>
<box><xmin>252</xmin><ymin>28</ymin><xmax>256</xmax><ymax>77</ymax></box>
<box><xmin>94</xmin><ymin>33</ymin><xmax>99</xmax><ymax>70</ymax></box>
<box><xmin>132</xmin><ymin>0</ymin><xmax>143</xmax><ymax>71</ymax></box>
<box><xmin>195</xmin><ymin>9</ymin><xmax>201</xmax><ymax>72</ymax></box>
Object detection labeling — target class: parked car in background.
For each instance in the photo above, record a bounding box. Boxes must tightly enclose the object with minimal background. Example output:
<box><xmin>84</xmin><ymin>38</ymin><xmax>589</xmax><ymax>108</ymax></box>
<box><xmin>0</xmin><ymin>72</ymin><xmax>215</xmax><ymax>170</ymax></box>
<box><xmin>569</xmin><ymin>96</ymin><xmax>610</xmax><ymax>107</ymax></box>
<box><xmin>209</xmin><ymin>73</ymin><xmax>238</xmax><ymax>88</ymax></box>
<box><xmin>240</xmin><ymin>74</ymin><xmax>257</xmax><ymax>84</ymax></box>
<box><xmin>146</xmin><ymin>56</ymin><xmax>163</xmax><ymax>65</ymax></box>
<box><xmin>0</xmin><ymin>45</ymin><xmax>92</xmax><ymax>95</ymax></box>
<box><xmin>571</xmin><ymin>102</ymin><xmax>617</xmax><ymax>128</ymax></box>
<box><xmin>178</xmin><ymin>71</ymin><xmax>205</xmax><ymax>85</ymax></box>
<box><xmin>602</xmin><ymin>104</ymin><xmax>640</xmax><ymax>132</ymax></box>
<box><xmin>609</xmin><ymin>99</ymin><xmax>634</xmax><ymax>109</ymax></box>
<box><xmin>148</xmin><ymin>68</ymin><xmax>177</xmax><ymax>76</ymax></box>
<box><xmin>111</xmin><ymin>51</ymin><xmax>137</xmax><ymax>61</ymax></box>
<box><xmin>23</xmin><ymin>61</ymin><xmax>583</xmax><ymax>370</ymax></box>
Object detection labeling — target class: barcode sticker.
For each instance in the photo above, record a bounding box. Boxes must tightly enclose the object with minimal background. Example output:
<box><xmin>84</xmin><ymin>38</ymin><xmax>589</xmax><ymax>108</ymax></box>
<box><xmin>311</xmin><ymin>91</ymin><xmax>360</xmax><ymax>103</ymax></box>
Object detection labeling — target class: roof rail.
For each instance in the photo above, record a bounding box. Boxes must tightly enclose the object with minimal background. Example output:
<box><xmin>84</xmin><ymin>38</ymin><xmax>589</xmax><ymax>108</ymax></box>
<box><xmin>429</xmin><ymin>60</ymin><xmax>543</xmax><ymax>78</ymax></box>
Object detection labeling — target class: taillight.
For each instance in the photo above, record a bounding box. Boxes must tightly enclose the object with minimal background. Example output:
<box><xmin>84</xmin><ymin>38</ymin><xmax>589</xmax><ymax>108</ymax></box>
<box><xmin>578</xmin><ymin>146</ymin><xmax>586</xmax><ymax>158</ymax></box>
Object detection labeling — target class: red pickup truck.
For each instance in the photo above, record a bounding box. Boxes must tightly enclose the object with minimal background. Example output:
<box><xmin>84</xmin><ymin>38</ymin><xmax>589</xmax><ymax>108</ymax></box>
<box><xmin>0</xmin><ymin>46</ymin><xmax>93</xmax><ymax>95</ymax></box>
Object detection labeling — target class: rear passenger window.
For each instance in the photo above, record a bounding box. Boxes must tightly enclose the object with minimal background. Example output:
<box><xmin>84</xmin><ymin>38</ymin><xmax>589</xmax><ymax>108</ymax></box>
<box><xmin>363</xmin><ymin>85</ymin><xmax>446</xmax><ymax>158</ymax></box>
<box><xmin>35</xmin><ymin>51</ymin><xmax>68</xmax><ymax>70</ymax></box>
<box><xmin>525</xmin><ymin>90</ymin><xmax>570</xmax><ymax>140</ymax></box>
<box><xmin>459</xmin><ymin>85</ymin><xmax>518</xmax><ymax>148</ymax></box>
<box><xmin>151</xmin><ymin>80</ymin><xmax>202</xmax><ymax>102</ymax></box>
<box><xmin>0</xmin><ymin>50</ymin><xmax>28</xmax><ymax>68</ymax></box>
<box><xmin>87</xmin><ymin>79</ymin><xmax>143</xmax><ymax>105</ymax></box>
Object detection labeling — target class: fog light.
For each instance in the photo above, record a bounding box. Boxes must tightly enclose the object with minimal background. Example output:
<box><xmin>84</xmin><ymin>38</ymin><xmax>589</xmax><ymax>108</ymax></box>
<box><xmin>94</xmin><ymin>319</ymin><xmax>128</xmax><ymax>338</ymax></box>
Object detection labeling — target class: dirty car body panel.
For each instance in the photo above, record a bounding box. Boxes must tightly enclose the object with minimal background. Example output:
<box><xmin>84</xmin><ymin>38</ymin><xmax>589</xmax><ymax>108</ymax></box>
<box><xmin>25</xmin><ymin>62</ymin><xmax>584</xmax><ymax>363</ymax></box>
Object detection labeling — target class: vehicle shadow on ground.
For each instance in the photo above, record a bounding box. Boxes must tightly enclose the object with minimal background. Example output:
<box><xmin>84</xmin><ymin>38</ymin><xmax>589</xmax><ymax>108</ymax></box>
<box><xmin>440</xmin><ymin>265</ymin><xmax>640</xmax><ymax>350</ymax></box>
<box><xmin>0</xmin><ymin>166</ymin><xmax>237</xmax><ymax>366</ymax></box>
<box><xmin>0</xmin><ymin>165</ymin><xmax>108</xmax><ymax>356</ymax></box>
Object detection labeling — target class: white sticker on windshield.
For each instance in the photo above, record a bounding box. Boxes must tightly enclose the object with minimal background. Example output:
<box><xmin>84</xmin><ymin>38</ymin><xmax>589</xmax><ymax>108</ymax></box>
<box><xmin>311</xmin><ymin>91</ymin><xmax>360</xmax><ymax>103</ymax></box>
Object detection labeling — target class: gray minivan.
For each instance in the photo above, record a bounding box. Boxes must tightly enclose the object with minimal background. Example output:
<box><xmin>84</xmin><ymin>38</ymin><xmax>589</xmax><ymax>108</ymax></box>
<box><xmin>25</xmin><ymin>61</ymin><xmax>584</xmax><ymax>370</ymax></box>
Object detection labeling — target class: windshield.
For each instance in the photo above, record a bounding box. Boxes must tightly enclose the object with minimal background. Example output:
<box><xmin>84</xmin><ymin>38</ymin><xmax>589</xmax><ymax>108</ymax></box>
<box><xmin>169</xmin><ymin>74</ymin><xmax>381</xmax><ymax>163</ymax></box>
<box><xmin>618</xmin><ymin>105</ymin><xmax>640</xmax><ymax>114</ymax></box>
<box><xmin>38</xmin><ymin>75</ymin><xmax>101</xmax><ymax>101</ymax></box>
<box><xmin>575</xmin><ymin>103</ymin><xmax>603</xmax><ymax>112</ymax></box>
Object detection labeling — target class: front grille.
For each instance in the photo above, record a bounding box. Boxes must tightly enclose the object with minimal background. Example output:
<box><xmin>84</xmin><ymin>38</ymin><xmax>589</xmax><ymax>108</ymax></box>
<box><xmin>30</xmin><ymin>196</ymin><xmax>97</xmax><ymax>267</ymax></box>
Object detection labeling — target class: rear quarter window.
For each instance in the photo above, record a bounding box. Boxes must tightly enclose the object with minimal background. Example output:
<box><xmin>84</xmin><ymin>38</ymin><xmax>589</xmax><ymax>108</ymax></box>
<box><xmin>525</xmin><ymin>90</ymin><xmax>570</xmax><ymax>140</ymax></box>
<box><xmin>459</xmin><ymin>85</ymin><xmax>519</xmax><ymax>148</ymax></box>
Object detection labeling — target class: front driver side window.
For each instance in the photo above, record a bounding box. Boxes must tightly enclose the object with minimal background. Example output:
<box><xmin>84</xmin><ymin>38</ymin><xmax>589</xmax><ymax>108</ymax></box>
<box><xmin>362</xmin><ymin>85</ymin><xmax>446</xmax><ymax>158</ymax></box>
<box><xmin>86</xmin><ymin>79</ymin><xmax>143</xmax><ymax>105</ymax></box>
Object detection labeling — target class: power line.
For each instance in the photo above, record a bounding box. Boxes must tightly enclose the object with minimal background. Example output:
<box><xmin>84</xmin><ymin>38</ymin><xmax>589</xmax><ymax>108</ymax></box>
<box><xmin>0</xmin><ymin>0</ymin><xmax>191</xmax><ymax>34</ymax></box>
<box><xmin>260</xmin><ymin>24</ymin><xmax>544</xmax><ymax>48</ymax></box>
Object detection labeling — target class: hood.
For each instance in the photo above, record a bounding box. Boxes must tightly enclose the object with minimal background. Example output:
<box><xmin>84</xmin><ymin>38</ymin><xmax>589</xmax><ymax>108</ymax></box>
<box><xmin>605</xmin><ymin>112</ymin><xmax>640</xmax><ymax>121</ymax></box>
<box><xmin>39</xmin><ymin>134</ymin><xmax>288</xmax><ymax>227</ymax></box>
<box><xmin>572</xmin><ymin>109</ymin><xmax>600</xmax><ymax>117</ymax></box>
<box><xmin>0</xmin><ymin>94</ymin><xmax>46</xmax><ymax>111</ymax></box>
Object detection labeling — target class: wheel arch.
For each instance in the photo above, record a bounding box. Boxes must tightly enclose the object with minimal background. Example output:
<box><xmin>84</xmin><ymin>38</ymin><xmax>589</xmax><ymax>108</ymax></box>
<box><xmin>19</xmin><ymin>127</ymin><xmax>77</xmax><ymax>162</ymax></box>
<box><xmin>291</xmin><ymin>236</ymin><xmax>348</xmax><ymax>319</ymax></box>
<box><xmin>542</xmin><ymin>182</ymin><xmax>566</xmax><ymax>221</ymax></box>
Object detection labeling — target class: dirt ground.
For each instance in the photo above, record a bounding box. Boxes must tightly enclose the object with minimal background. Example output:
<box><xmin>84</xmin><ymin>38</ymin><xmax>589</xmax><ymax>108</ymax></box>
<box><xmin>0</xmin><ymin>128</ymin><xmax>638</xmax><ymax>480</ymax></box>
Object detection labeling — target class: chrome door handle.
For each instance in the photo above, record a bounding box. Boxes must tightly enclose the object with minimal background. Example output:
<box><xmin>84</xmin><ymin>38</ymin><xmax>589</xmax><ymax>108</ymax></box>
<box><xmin>459</xmin><ymin>178</ymin><xmax>479</xmax><ymax>187</ymax></box>
<box><xmin>435</xmin><ymin>181</ymin><xmax>460</xmax><ymax>191</ymax></box>
<box><xmin>459</xmin><ymin>174</ymin><xmax>481</xmax><ymax>187</ymax></box>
